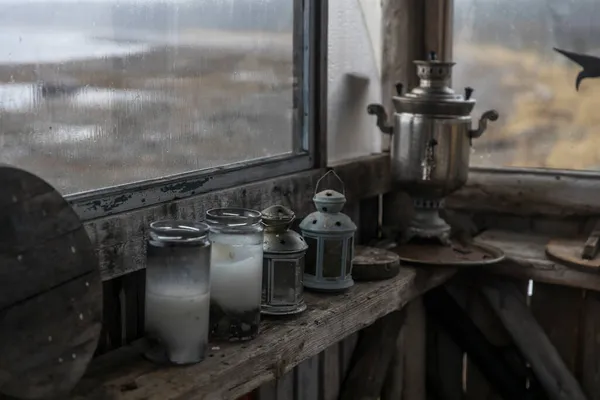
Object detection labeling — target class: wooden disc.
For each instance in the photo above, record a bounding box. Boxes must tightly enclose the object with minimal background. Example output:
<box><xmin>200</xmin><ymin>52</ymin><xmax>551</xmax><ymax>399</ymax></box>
<box><xmin>352</xmin><ymin>246</ymin><xmax>401</xmax><ymax>281</ymax></box>
<box><xmin>0</xmin><ymin>165</ymin><xmax>102</xmax><ymax>399</ymax></box>
<box><xmin>546</xmin><ymin>238</ymin><xmax>600</xmax><ymax>271</ymax></box>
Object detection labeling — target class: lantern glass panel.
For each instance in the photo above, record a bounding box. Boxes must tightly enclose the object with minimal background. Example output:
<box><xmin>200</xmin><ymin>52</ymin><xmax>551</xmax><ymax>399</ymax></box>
<box><xmin>273</xmin><ymin>260</ymin><xmax>297</xmax><ymax>304</ymax></box>
<box><xmin>323</xmin><ymin>239</ymin><xmax>344</xmax><ymax>278</ymax></box>
<box><xmin>346</xmin><ymin>237</ymin><xmax>354</xmax><ymax>275</ymax></box>
<box><xmin>304</xmin><ymin>236</ymin><xmax>318</xmax><ymax>276</ymax></box>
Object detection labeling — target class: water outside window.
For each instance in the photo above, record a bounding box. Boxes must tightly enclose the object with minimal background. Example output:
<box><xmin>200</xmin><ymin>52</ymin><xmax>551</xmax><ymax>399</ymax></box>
<box><xmin>0</xmin><ymin>0</ymin><xmax>296</xmax><ymax>194</ymax></box>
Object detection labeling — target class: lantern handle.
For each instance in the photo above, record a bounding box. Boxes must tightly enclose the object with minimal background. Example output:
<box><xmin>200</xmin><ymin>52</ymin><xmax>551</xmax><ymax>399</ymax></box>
<box><xmin>314</xmin><ymin>169</ymin><xmax>345</xmax><ymax>196</ymax></box>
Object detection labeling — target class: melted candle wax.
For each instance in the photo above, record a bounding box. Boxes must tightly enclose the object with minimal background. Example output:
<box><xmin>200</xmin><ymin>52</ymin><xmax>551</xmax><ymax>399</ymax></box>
<box><xmin>145</xmin><ymin>282</ymin><xmax>210</xmax><ymax>364</ymax></box>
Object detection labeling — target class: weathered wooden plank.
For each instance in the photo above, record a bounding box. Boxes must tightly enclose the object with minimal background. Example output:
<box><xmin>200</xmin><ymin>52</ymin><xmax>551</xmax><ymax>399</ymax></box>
<box><xmin>257</xmin><ymin>381</ymin><xmax>276</xmax><ymax>400</ymax></box>
<box><xmin>121</xmin><ymin>270</ymin><xmax>146</xmax><ymax>344</ymax></box>
<box><xmin>339</xmin><ymin>311</ymin><xmax>405</xmax><ymax>400</ymax></box>
<box><xmin>340</xmin><ymin>333</ymin><xmax>359</xmax><ymax>381</ymax></box>
<box><xmin>448</xmin><ymin>167</ymin><xmax>600</xmax><ymax>217</ymax></box>
<box><xmin>69</xmin><ymin>266</ymin><xmax>455</xmax><ymax>400</ymax></box>
<box><xmin>295</xmin><ymin>356</ymin><xmax>319</xmax><ymax>400</ymax></box>
<box><xmin>424</xmin><ymin>0</ymin><xmax>453</xmax><ymax>62</ymax></box>
<box><xmin>381</xmin><ymin>327</ymin><xmax>404</xmax><ymax>400</ymax></box>
<box><xmin>321</xmin><ymin>343</ymin><xmax>341</xmax><ymax>400</ymax></box>
<box><xmin>96</xmin><ymin>279</ymin><xmax>123</xmax><ymax>355</ymax></box>
<box><xmin>530</xmin><ymin>282</ymin><xmax>584</xmax><ymax>373</ymax></box>
<box><xmin>476</xmin><ymin>230</ymin><xmax>600</xmax><ymax>292</ymax></box>
<box><xmin>85</xmin><ymin>155</ymin><xmax>390</xmax><ymax>281</ymax></box>
<box><xmin>581</xmin><ymin>290</ymin><xmax>600</xmax><ymax>400</ymax></box>
<box><xmin>403</xmin><ymin>298</ymin><xmax>427</xmax><ymax>400</ymax></box>
<box><xmin>275</xmin><ymin>370</ymin><xmax>294</xmax><ymax>400</ymax></box>
<box><xmin>480</xmin><ymin>278</ymin><xmax>587</xmax><ymax>400</ymax></box>
<box><xmin>426</xmin><ymin>281</ymin><xmax>464</xmax><ymax>400</ymax></box>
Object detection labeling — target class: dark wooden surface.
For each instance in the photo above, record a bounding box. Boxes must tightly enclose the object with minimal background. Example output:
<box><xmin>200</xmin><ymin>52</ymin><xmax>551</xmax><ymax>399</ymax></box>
<box><xmin>0</xmin><ymin>165</ymin><xmax>102</xmax><ymax>399</ymax></box>
<box><xmin>68</xmin><ymin>266</ymin><xmax>454</xmax><ymax>400</ymax></box>
<box><xmin>339</xmin><ymin>310</ymin><xmax>405</xmax><ymax>400</ymax></box>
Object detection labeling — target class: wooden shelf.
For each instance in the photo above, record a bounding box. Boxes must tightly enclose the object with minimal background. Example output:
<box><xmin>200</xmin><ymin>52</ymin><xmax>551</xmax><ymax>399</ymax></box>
<box><xmin>477</xmin><ymin>230</ymin><xmax>600</xmax><ymax>291</ymax></box>
<box><xmin>70</xmin><ymin>267</ymin><xmax>454</xmax><ymax>400</ymax></box>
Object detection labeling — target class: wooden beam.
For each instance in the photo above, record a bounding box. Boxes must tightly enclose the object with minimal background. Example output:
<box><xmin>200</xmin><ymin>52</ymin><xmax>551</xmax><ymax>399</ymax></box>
<box><xmin>448</xmin><ymin>167</ymin><xmax>600</xmax><ymax>217</ymax></box>
<box><xmin>475</xmin><ymin>230</ymin><xmax>600</xmax><ymax>292</ymax></box>
<box><xmin>85</xmin><ymin>154</ymin><xmax>390</xmax><ymax>281</ymax></box>
<box><xmin>68</xmin><ymin>267</ymin><xmax>454</xmax><ymax>400</ymax></box>
<box><xmin>339</xmin><ymin>311</ymin><xmax>406</xmax><ymax>400</ymax></box>
<box><xmin>480</xmin><ymin>278</ymin><xmax>587</xmax><ymax>400</ymax></box>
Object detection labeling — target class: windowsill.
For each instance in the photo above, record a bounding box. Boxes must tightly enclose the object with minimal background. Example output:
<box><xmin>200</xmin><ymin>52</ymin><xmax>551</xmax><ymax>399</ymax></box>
<box><xmin>475</xmin><ymin>229</ymin><xmax>600</xmax><ymax>291</ymax></box>
<box><xmin>69</xmin><ymin>266</ymin><xmax>454</xmax><ymax>400</ymax></box>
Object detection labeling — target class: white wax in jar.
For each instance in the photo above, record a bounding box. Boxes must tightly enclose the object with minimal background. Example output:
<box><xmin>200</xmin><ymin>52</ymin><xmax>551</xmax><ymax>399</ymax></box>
<box><xmin>210</xmin><ymin>240</ymin><xmax>263</xmax><ymax>313</ymax></box>
<box><xmin>145</xmin><ymin>283</ymin><xmax>210</xmax><ymax>364</ymax></box>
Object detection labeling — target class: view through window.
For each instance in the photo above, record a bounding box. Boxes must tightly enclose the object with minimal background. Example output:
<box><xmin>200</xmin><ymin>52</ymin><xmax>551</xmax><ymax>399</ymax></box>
<box><xmin>0</xmin><ymin>0</ymin><xmax>298</xmax><ymax>194</ymax></box>
<box><xmin>454</xmin><ymin>0</ymin><xmax>600</xmax><ymax>170</ymax></box>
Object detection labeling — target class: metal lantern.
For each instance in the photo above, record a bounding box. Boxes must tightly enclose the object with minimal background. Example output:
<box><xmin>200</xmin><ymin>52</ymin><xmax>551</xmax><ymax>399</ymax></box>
<box><xmin>261</xmin><ymin>205</ymin><xmax>308</xmax><ymax>315</ymax></box>
<box><xmin>299</xmin><ymin>170</ymin><xmax>357</xmax><ymax>291</ymax></box>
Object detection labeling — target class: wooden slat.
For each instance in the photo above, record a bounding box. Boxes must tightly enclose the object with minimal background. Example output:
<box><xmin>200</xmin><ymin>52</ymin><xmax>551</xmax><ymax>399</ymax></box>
<box><xmin>339</xmin><ymin>311</ymin><xmax>405</xmax><ymax>400</ymax></box>
<box><xmin>481</xmin><ymin>278</ymin><xmax>587</xmax><ymax>400</ymax></box>
<box><xmin>426</xmin><ymin>318</ymin><xmax>464</xmax><ymax>400</ymax></box>
<box><xmin>403</xmin><ymin>298</ymin><xmax>427</xmax><ymax>400</ymax></box>
<box><xmin>476</xmin><ymin>230</ymin><xmax>600</xmax><ymax>292</ymax></box>
<box><xmin>581</xmin><ymin>290</ymin><xmax>600</xmax><ymax>400</ymax></box>
<box><xmin>381</xmin><ymin>327</ymin><xmax>404</xmax><ymax>400</ymax></box>
<box><xmin>530</xmin><ymin>282</ymin><xmax>584</xmax><ymax>373</ymax></box>
<box><xmin>70</xmin><ymin>267</ymin><xmax>454</xmax><ymax>400</ymax></box>
<box><xmin>320</xmin><ymin>344</ymin><xmax>341</xmax><ymax>400</ymax></box>
<box><xmin>120</xmin><ymin>270</ymin><xmax>146</xmax><ymax>344</ymax></box>
<box><xmin>295</xmin><ymin>355</ymin><xmax>319</xmax><ymax>400</ymax></box>
<box><xmin>275</xmin><ymin>370</ymin><xmax>294</xmax><ymax>400</ymax></box>
<box><xmin>340</xmin><ymin>333</ymin><xmax>359</xmax><ymax>381</ymax></box>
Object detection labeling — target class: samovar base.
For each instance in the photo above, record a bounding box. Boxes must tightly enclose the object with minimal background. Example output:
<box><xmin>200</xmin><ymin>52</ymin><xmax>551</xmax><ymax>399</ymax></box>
<box><xmin>401</xmin><ymin>198</ymin><xmax>451</xmax><ymax>246</ymax></box>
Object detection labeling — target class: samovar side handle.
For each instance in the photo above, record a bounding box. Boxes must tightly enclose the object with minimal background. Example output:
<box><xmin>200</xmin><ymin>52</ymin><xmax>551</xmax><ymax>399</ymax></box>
<box><xmin>469</xmin><ymin>109</ymin><xmax>499</xmax><ymax>140</ymax></box>
<box><xmin>366</xmin><ymin>103</ymin><xmax>394</xmax><ymax>135</ymax></box>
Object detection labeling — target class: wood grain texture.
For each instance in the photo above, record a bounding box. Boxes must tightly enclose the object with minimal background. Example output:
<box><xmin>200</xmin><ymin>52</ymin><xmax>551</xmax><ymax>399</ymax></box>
<box><xmin>530</xmin><ymin>283</ymin><xmax>584</xmax><ymax>374</ymax></box>
<box><xmin>581</xmin><ymin>290</ymin><xmax>600</xmax><ymax>400</ymax></box>
<box><xmin>69</xmin><ymin>266</ymin><xmax>454</xmax><ymax>400</ymax></box>
<box><xmin>320</xmin><ymin>343</ymin><xmax>340</xmax><ymax>400</ymax></box>
<box><xmin>448</xmin><ymin>167</ymin><xmax>600</xmax><ymax>217</ymax></box>
<box><xmin>0</xmin><ymin>166</ymin><xmax>103</xmax><ymax>400</ymax></box>
<box><xmin>402</xmin><ymin>298</ymin><xmax>427</xmax><ymax>400</ymax></box>
<box><xmin>295</xmin><ymin>355</ymin><xmax>319</xmax><ymax>400</ymax></box>
<box><xmin>481</xmin><ymin>278</ymin><xmax>587</xmax><ymax>400</ymax></box>
<box><xmin>84</xmin><ymin>155</ymin><xmax>390</xmax><ymax>281</ymax></box>
<box><xmin>339</xmin><ymin>311</ymin><xmax>405</xmax><ymax>400</ymax></box>
<box><xmin>476</xmin><ymin>230</ymin><xmax>600</xmax><ymax>292</ymax></box>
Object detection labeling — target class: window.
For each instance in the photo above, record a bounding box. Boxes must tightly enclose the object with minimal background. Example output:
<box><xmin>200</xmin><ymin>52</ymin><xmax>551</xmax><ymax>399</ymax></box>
<box><xmin>453</xmin><ymin>0</ymin><xmax>600</xmax><ymax>171</ymax></box>
<box><xmin>1</xmin><ymin>0</ymin><xmax>319</xmax><ymax>219</ymax></box>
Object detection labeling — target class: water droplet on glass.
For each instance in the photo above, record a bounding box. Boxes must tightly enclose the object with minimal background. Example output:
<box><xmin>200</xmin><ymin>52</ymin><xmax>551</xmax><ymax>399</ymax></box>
<box><xmin>71</xmin><ymin>246</ymin><xmax>77</xmax><ymax>254</ymax></box>
<box><xmin>79</xmin><ymin>313</ymin><xmax>84</xmax><ymax>320</ymax></box>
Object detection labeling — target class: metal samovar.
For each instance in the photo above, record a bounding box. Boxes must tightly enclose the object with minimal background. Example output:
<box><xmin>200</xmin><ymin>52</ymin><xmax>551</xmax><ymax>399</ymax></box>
<box><xmin>367</xmin><ymin>51</ymin><xmax>499</xmax><ymax>245</ymax></box>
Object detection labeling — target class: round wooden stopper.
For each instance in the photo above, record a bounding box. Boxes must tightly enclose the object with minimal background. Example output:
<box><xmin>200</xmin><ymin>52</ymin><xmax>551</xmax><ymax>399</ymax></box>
<box><xmin>546</xmin><ymin>238</ymin><xmax>600</xmax><ymax>271</ymax></box>
<box><xmin>0</xmin><ymin>165</ymin><xmax>102</xmax><ymax>399</ymax></box>
<box><xmin>352</xmin><ymin>246</ymin><xmax>401</xmax><ymax>281</ymax></box>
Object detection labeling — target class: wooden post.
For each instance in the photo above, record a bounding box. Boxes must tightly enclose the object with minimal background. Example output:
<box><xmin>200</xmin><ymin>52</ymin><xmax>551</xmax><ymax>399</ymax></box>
<box><xmin>339</xmin><ymin>311</ymin><xmax>406</xmax><ymax>400</ymax></box>
<box><xmin>481</xmin><ymin>278</ymin><xmax>588</xmax><ymax>400</ymax></box>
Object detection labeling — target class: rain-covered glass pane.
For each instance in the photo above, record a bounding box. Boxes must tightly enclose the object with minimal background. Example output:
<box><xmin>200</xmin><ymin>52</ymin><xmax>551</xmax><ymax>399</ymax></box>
<box><xmin>0</xmin><ymin>0</ymin><xmax>297</xmax><ymax>194</ymax></box>
<box><xmin>454</xmin><ymin>0</ymin><xmax>600</xmax><ymax>170</ymax></box>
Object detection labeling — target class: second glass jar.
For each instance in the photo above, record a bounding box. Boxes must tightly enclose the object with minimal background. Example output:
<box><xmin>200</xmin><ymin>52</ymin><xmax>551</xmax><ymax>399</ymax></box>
<box><xmin>205</xmin><ymin>208</ymin><xmax>264</xmax><ymax>341</ymax></box>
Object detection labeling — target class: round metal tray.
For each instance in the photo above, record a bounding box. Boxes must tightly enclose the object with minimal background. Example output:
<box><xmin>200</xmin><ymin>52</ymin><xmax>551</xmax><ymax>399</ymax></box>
<box><xmin>392</xmin><ymin>239</ymin><xmax>505</xmax><ymax>267</ymax></box>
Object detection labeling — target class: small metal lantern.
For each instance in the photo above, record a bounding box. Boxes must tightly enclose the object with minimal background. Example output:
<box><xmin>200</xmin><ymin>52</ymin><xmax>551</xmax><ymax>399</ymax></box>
<box><xmin>299</xmin><ymin>170</ymin><xmax>357</xmax><ymax>291</ymax></box>
<box><xmin>261</xmin><ymin>205</ymin><xmax>308</xmax><ymax>315</ymax></box>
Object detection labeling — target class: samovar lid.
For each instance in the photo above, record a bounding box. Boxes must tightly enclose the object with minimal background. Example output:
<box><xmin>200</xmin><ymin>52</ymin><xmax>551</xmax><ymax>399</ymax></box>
<box><xmin>393</xmin><ymin>51</ymin><xmax>476</xmax><ymax>116</ymax></box>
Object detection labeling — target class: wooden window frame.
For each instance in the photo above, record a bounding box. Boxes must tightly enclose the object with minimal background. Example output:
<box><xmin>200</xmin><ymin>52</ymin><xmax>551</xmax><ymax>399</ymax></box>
<box><xmin>66</xmin><ymin>0</ymin><xmax>328</xmax><ymax>222</ymax></box>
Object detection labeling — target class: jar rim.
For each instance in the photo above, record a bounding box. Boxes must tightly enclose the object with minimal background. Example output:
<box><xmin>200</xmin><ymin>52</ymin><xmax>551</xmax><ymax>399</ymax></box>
<box><xmin>149</xmin><ymin>220</ymin><xmax>209</xmax><ymax>244</ymax></box>
<box><xmin>205</xmin><ymin>207</ymin><xmax>262</xmax><ymax>226</ymax></box>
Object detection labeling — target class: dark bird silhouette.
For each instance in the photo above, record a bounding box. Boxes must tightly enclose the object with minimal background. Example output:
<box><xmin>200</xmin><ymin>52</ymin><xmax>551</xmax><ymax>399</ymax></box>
<box><xmin>553</xmin><ymin>47</ymin><xmax>600</xmax><ymax>91</ymax></box>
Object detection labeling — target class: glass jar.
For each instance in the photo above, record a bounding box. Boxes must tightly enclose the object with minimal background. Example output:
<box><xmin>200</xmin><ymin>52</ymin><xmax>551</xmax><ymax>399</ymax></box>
<box><xmin>144</xmin><ymin>220</ymin><xmax>211</xmax><ymax>365</ymax></box>
<box><xmin>205</xmin><ymin>208</ymin><xmax>264</xmax><ymax>341</ymax></box>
